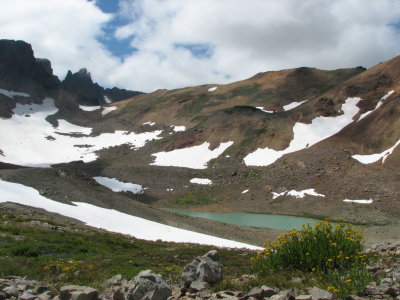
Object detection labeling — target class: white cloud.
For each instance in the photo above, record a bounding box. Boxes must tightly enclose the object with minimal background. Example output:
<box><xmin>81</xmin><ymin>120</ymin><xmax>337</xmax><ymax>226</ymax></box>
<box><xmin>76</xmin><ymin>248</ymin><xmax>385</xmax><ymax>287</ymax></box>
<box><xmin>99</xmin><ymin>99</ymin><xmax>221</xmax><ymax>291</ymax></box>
<box><xmin>1</xmin><ymin>0</ymin><xmax>400</xmax><ymax>92</ymax></box>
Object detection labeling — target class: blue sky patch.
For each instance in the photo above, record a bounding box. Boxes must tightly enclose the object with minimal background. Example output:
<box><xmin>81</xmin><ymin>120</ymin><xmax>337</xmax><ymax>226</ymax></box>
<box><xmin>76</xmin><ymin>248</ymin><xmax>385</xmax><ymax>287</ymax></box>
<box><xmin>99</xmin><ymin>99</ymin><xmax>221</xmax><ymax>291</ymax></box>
<box><xmin>93</xmin><ymin>0</ymin><xmax>119</xmax><ymax>13</ymax></box>
<box><xmin>92</xmin><ymin>0</ymin><xmax>137</xmax><ymax>59</ymax></box>
<box><xmin>391</xmin><ymin>21</ymin><xmax>400</xmax><ymax>33</ymax></box>
<box><xmin>174</xmin><ymin>43</ymin><xmax>214</xmax><ymax>59</ymax></box>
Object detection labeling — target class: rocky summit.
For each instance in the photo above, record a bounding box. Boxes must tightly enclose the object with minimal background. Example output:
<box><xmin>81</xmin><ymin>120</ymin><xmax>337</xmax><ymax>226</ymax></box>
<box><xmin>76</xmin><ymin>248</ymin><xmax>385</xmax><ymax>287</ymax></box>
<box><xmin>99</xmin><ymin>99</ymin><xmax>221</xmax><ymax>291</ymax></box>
<box><xmin>62</xmin><ymin>68</ymin><xmax>142</xmax><ymax>106</ymax></box>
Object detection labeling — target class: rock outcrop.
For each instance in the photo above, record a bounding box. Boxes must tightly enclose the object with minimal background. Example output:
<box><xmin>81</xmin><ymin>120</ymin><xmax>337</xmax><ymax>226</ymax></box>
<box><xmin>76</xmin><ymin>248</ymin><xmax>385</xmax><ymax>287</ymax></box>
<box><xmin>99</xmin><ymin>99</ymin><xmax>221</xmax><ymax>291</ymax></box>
<box><xmin>60</xmin><ymin>285</ymin><xmax>99</xmax><ymax>300</ymax></box>
<box><xmin>62</xmin><ymin>69</ymin><xmax>142</xmax><ymax>105</ymax></box>
<box><xmin>127</xmin><ymin>270</ymin><xmax>172</xmax><ymax>300</ymax></box>
<box><xmin>0</xmin><ymin>39</ymin><xmax>60</xmax><ymax>91</ymax></box>
<box><xmin>182</xmin><ymin>250</ymin><xmax>223</xmax><ymax>292</ymax></box>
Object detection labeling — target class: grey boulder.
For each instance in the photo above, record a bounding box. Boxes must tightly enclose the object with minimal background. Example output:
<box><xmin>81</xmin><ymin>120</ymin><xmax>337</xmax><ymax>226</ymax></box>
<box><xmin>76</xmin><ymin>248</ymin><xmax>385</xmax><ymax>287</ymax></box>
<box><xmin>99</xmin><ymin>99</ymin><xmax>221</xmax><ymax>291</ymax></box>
<box><xmin>182</xmin><ymin>250</ymin><xmax>223</xmax><ymax>291</ymax></box>
<box><xmin>311</xmin><ymin>287</ymin><xmax>334</xmax><ymax>300</ymax></box>
<box><xmin>127</xmin><ymin>270</ymin><xmax>171</xmax><ymax>300</ymax></box>
<box><xmin>59</xmin><ymin>285</ymin><xmax>99</xmax><ymax>300</ymax></box>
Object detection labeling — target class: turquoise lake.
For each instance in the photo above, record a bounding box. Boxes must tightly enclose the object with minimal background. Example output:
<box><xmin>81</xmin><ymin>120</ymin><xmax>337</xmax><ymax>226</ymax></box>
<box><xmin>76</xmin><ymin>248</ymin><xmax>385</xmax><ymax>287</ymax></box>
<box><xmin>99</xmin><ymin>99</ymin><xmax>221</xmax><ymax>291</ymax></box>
<box><xmin>169</xmin><ymin>209</ymin><xmax>318</xmax><ymax>230</ymax></box>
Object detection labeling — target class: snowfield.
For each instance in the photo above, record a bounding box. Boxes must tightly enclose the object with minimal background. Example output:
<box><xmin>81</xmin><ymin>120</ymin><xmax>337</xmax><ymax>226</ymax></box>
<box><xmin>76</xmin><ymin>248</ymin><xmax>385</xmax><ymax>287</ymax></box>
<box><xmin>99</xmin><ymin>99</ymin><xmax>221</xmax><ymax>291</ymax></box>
<box><xmin>0</xmin><ymin>88</ymin><xmax>30</xmax><ymax>98</ymax></box>
<box><xmin>343</xmin><ymin>199</ymin><xmax>373</xmax><ymax>204</ymax></box>
<box><xmin>93</xmin><ymin>176</ymin><xmax>144</xmax><ymax>194</ymax></box>
<box><xmin>244</xmin><ymin>97</ymin><xmax>361</xmax><ymax>166</ymax></box>
<box><xmin>190</xmin><ymin>178</ymin><xmax>213</xmax><ymax>185</ymax></box>
<box><xmin>208</xmin><ymin>87</ymin><xmax>218</xmax><ymax>92</ymax></box>
<box><xmin>104</xmin><ymin>95</ymin><xmax>112</xmax><ymax>104</ymax></box>
<box><xmin>0</xmin><ymin>179</ymin><xmax>261</xmax><ymax>249</ymax></box>
<box><xmin>79</xmin><ymin>105</ymin><xmax>101</xmax><ymax>112</ymax></box>
<box><xmin>256</xmin><ymin>106</ymin><xmax>274</xmax><ymax>113</ymax></box>
<box><xmin>283</xmin><ymin>100</ymin><xmax>307</xmax><ymax>111</ymax></box>
<box><xmin>352</xmin><ymin>139</ymin><xmax>400</xmax><ymax>164</ymax></box>
<box><xmin>358</xmin><ymin>90</ymin><xmax>394</xmax><ymax>121</ymax></box>
<box><xmin>151</xmin><ymin>141</ymin><xmax>233</xmax><ymax>169</ymax></box>
<box><xmin>55</xmin><ymin>120</ymin><xmax>92</xmax><ymax>135</ymax></box>
<box><xmin>172</xmin><ymin>125</ymin><xmax>186</xmax><ymax>132</ymax></box>
<box><xmin>272</xmin><ymin>189</ymin><xmax>325</xmax><ymax>199</ymax></box>
<box><xmin>102</xmin><ymin>106</ymin><xmax>117</xmax><ymax>115</ymax></box>
<box><xmin>0</xmin><ymin>98</ymin><xmax>162</xmax><ymax>167</ymax></box>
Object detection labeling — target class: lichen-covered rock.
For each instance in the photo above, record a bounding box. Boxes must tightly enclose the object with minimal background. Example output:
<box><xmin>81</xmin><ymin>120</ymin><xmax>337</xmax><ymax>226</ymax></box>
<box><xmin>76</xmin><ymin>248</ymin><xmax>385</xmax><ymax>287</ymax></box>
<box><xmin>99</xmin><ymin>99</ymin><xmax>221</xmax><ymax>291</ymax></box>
<box><xmin>60</xmin><ymin>285</ymin><xmax>99</xmax><ymax>300</ymax></box>
<box><xmin>310</xmin><ymin>287</ymin><xmax>334</xmax><ymax>300</ymax></box>
<box><xmin>182</xmin><ymin>250</ymin><xmax>223</xmax><ymax>291</ymax></box>
<box><xmin>127</xmin><ymin>270</ymin><xmax>172</xmax><ymax>300</ymax></box>
<box><xmin>18</xmin><ymin>291</ymin><xmax>37</xmax><ymax>300</ymax></box>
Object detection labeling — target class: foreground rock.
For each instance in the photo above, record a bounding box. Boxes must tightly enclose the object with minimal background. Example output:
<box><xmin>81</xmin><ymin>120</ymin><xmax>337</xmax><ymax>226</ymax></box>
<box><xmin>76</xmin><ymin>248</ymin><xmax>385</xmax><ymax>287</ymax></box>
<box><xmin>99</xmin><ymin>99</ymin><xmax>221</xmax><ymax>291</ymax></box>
<box><xmin>0</xmin><ymin>276</ymin><xmax>52</xmax><ymax>300</ymax></box>
<box><xmin>310</xmin><ymin>287</ymin><xmax>333</xmax><ymax>300</ymax></box>
<box><xmin>60</xmin><ymin>285</ymin><xmax>99</xmax><ymax>300</ymax></box>
<box><xmin>182</xmin><ymin>250</ymin><xmax>223</xmax><ymax>292</ymax></box>
<box><xmin>239</xmin><ymin>285</ymin><xmax>279</xmax><ymax>299</ymax></box>
<box><xmin>127</xmin><ymin>270</ymin><xmax>172</xmax><ymax>300</ymax></box>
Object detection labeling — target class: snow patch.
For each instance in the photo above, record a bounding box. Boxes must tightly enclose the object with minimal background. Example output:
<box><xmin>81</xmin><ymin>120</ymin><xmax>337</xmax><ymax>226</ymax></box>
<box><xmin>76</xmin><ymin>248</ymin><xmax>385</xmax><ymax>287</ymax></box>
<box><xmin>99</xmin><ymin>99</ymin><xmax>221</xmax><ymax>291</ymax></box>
<box><xmin>104</xmin><ymin>95</ymin><xmax>112</xmax><ymax>104</ymax></box>
<box><xmin>143</xmin><ymin>121</ymin><xmax>155</xmax><ymax>126</ymax></box>
<box><xmin>172</xmin><ymin>125</ymin><xmax>186</xmax><ymax>132</ymax></box>
<box><xmin>343</xmin><ymin>199</ymin><xmax>373</xmax><ymax>204</ymax></box>
<box><xmin>93</xmin><ymin>176</ymin><xmax>143</xmax><ymax>194</ymax></box>
<box><xmin>358</xmin><ymin>90</ymin><xmax>394</xmax><ymax>121</ymax></box>
<box><xmin>244</xmin><ymin>97</ymin><xmax>361</xmax><ymax>166</ymax></box>
<box><xmin>0</xmin><ymin>179</ymin><xmax>260</xmax><ymax>249</ymax></box>
<box><xmin>151</xmin><ymin>141</ymin><xmax>233</xmax><ymax>169</ymax></box>
<box><xmin>242</xmin><ymin>189</ymin><xmax>249</xmax><ymax>194</ymax></box>
<box><xmin>0</xmin><ymin>98</ymin><xmax>162</xmax><ymax>167</ymax></box>
<box><xmin>283</xmin><ymin>100</ymin><xmax>307</xmax><ymax>111</ymax></box>
<box><xmin>0</xmin><ymin>88</ymin><xmax>30</xmax><ymax>98</ymax></box>
<box><xmin>352</xmin><ymin>139</ymin><xmax>400</xmax><ymax>164</ymax></box>
<box><xmin>272</xmin><ymin>189</ymin><xmax>325</xmax><ymax>199</ymax></box>
<box><xmin>79</xmin><ymin>105</ymin><xmax>101</xmax><ymax>112</ymax></box>
<box><xmin>55</xmin><ymin>120</ymin><xmax>92</xmax><ymax>135</ymax></box>
<box><xmin>256</xmin><ymin>107</ymin><xmax>274</xmax><ymax>113</ymax></box>
<box><xmin>190</xmin><ymin>178</ymin><xmax>212</xmax><ymax>185</ymax></box>
<box><xmin>102</xmin><ymin>106</ymin><xmax>117</xmax><ymax>116</ymax></box>
<box><xmin>208</xmin><ymin>87</ymin><xmax>218</xmax><ymax>92</ymax></box>
<box><xmin>382</xmin><ymin>90</ymin><xmax>395</xmax><ymax>101</ymax></box>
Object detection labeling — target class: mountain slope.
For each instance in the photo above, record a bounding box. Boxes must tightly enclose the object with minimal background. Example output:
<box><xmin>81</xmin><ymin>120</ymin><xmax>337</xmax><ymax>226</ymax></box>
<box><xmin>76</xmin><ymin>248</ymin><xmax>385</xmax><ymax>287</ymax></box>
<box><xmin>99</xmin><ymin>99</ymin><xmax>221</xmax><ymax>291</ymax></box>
<box><xmin>0</xmin><ymin>39</ymin><xmax>398</xmax><ymax>233</ymax></box>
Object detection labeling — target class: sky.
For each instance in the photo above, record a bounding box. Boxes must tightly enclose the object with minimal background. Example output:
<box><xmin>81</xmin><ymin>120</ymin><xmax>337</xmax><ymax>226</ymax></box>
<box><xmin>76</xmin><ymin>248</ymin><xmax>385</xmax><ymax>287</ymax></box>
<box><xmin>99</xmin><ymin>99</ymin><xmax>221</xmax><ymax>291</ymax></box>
<box><xmin>0</xmin><ymin>0</ymin><xmax>399</xmax><ymax>93</ymax></box>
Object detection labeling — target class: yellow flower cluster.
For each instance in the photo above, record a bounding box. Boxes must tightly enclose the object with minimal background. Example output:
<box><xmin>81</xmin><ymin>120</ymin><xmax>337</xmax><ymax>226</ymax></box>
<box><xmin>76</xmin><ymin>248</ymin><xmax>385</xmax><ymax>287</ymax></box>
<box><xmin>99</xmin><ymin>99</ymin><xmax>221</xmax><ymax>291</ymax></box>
<box><xmin>251</xmin><ymin>218</ymin><xmax>369</xmax><ymax>274</ymax></box>
<box><xmin>327</xmin><ymin>285</ymin><xmax>341</xmax><ymax>293</ymax></box>
<box><xmin>43</xmin><ymin>259</ymin><xmax>97</xmax><ymax>275</ymax></box>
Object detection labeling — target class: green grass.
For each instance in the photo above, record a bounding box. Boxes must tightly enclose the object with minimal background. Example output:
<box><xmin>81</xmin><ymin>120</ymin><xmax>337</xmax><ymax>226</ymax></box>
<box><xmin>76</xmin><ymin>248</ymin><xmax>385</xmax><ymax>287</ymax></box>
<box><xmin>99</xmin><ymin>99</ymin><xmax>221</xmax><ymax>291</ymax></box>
<box><xmin>177</xmin><ymin>94</ymin><xmax>215</xmax><ymax>117</ymax></box>
<box><xmin>230</xmin><ymin>84</ymin><xmax>261</xmax><ymax>97</ymax></box>
<box><xmin>174</xmin><ymin>192</ymin><xmax>215</xmax><ymax>205</ymax></box>
<box><xmin>0</xmin><ymin>210</ymin><xmax>253</xmax><ymax>290</ymax></box>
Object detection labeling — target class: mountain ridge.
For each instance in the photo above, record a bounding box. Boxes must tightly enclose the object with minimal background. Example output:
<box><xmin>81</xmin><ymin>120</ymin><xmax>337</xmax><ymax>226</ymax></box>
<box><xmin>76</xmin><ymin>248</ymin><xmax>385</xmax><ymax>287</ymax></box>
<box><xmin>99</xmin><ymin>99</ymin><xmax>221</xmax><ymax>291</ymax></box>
<box><xmin>0</xmin><ymin>39</ymin><xmax>143</xmax><ymax>107</ymax></box>
<box><xmin>62</xmin><ymin>68</ymin><xmax>143</xmax><ymax>105</ymax></box>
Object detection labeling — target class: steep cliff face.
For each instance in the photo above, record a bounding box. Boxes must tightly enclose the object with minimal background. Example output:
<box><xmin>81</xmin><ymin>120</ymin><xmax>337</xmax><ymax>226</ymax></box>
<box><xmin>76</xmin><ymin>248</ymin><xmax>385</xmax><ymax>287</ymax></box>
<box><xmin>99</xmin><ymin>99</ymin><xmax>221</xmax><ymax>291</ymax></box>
<box><xmin>62</xmin><ymin>68</ymin><xmax>143</xmax><ymax>105</ymax></box>
<box><xmin>0</xmin><ymin>39</ymin><xmax>60</xmax><ymax>91</ymax></box>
